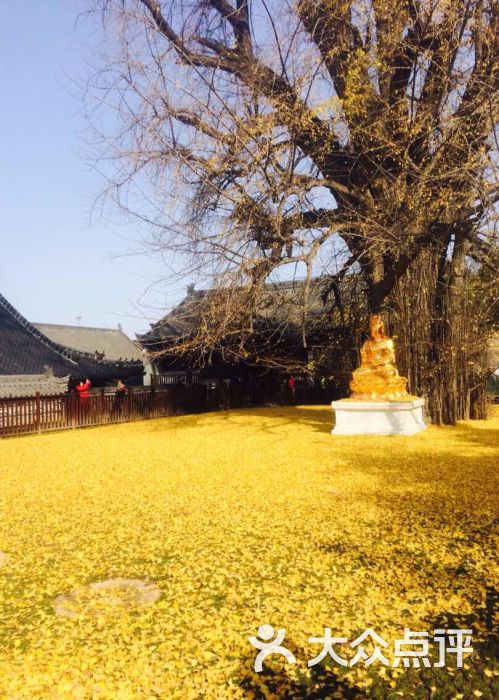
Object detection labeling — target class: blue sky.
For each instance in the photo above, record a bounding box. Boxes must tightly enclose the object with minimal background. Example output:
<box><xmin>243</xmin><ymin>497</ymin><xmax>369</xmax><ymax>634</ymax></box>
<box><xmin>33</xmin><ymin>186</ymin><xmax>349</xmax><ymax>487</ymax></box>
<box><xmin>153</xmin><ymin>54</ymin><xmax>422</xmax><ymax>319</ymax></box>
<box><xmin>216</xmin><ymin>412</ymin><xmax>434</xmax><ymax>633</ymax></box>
<box><xmin>0</xmin><ymin>2</ymin><xmax>181</xmax><ymax>337</ymax></box>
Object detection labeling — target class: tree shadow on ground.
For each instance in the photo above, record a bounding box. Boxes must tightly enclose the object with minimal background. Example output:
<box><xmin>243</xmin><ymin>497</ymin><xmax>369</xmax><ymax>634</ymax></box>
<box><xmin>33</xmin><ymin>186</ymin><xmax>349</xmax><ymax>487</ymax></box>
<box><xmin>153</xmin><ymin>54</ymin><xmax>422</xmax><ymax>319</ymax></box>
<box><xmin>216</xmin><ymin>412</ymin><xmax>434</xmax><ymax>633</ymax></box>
<box><xmin>140</xmin><ymin>403</ymin><xmax>498</xmax><ymax>446</ymax></box>
<box><xmin>136</xmin><ymin>404</ymin><xmax>335</xmax><ymax>438</ymax></box>
<box><xmin>283</xmin><ymin>405</ymin><xmax>499</xmax><ymax>444</ymax></box>
<box><xmin>130</xmin><ymin>405</ymin><xmax>499</xmax><ymax>696</ymax></box>
<box><xmin>448</xmin><ymin>422</ymin><xmax>499</xmax><ymax>450</ymax></box>
<box><xmin>235</xmin><ymin>595</ymin><xmax>498</xmax><ymax>699</ymax></box>
<box><xmin>397</xmin><ymin>594</ymin><xmax>499</xmax><ymax>700</ymax></box>
<box><xmin>236</xmin><ymin>632</ymin><xmax>368</xmax><ymax>699</ymax></box>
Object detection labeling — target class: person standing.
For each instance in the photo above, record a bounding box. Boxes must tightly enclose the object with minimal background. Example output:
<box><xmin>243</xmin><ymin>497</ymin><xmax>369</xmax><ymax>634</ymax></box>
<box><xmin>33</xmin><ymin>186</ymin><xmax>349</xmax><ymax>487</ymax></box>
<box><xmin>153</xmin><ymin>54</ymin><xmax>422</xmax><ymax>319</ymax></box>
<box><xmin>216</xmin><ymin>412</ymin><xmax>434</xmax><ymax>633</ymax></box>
<box><xmin>76</xmin><ymin>378</ymin><xmax>91</xmax><ymax>404</ymax></box>
<box><xmin>112</xmin><ymin>379</ymin><xmax>127</xmax><ymax>419</ymax></box>
<box><xmin>76</xmin><ymin>378</ymin><xmax>92</xmax><ymax>423</ymax></box>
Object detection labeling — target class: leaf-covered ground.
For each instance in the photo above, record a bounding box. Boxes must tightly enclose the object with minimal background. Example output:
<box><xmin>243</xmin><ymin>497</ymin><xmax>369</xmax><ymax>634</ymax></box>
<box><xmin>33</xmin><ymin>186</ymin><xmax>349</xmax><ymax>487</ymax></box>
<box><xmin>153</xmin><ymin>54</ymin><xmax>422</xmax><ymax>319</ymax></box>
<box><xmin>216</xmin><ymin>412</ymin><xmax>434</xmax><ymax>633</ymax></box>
<box><xmin>0</xmin><ymin>406</ymin><xmax>497</xmax><ymax>699</ymax></box>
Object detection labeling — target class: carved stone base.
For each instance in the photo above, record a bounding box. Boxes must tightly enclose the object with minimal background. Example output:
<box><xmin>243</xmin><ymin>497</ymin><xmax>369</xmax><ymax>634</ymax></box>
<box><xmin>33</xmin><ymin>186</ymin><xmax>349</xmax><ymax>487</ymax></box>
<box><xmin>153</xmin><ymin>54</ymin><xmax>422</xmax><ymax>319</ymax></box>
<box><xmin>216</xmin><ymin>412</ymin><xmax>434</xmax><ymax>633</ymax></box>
<box><xmin>331</xmin><ymin>398</ymin><xmax>426</xmax><ymax>436</ymax></box>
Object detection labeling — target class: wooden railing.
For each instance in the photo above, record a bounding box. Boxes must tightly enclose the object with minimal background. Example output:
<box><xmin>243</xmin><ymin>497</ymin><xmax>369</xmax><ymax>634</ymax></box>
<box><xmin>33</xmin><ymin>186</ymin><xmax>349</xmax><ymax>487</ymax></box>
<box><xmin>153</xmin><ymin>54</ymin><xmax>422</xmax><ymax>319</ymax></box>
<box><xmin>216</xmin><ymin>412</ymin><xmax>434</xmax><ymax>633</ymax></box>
<box><xmin>0</xmin><ymin>383</ymin><xmax>335</xmax><ymax>438</ymax></box>
<box><xmin>0</xmin><ymin>385</ymin><xmax>195</xmax><ymax>438</ymax></box>
<box><xmin>155</xmin><ymin>372</ymin><xmax>200</xmax><ymax>385</ymax></box>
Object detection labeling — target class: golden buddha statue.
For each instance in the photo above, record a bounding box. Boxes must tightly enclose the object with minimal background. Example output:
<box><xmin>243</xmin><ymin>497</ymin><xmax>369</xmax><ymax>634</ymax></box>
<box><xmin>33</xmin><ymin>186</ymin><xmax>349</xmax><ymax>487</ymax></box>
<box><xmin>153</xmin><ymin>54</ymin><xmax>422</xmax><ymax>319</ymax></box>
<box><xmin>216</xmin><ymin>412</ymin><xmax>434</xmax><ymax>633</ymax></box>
<box><xmin>350</xmin><ymin>314</ymin><xmax>409</xmax><ymax>400</ymax></box>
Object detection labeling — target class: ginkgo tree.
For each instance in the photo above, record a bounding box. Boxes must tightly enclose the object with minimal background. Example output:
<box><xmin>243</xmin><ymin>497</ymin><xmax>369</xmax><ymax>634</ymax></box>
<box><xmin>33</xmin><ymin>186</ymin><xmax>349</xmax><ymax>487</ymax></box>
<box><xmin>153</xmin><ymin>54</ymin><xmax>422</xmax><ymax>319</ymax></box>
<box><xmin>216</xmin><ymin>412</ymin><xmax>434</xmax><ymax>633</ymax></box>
<box><xmin>86</xmin><ymin>0</ymin><xmax>498</xmax><ymax>423</ymax></box>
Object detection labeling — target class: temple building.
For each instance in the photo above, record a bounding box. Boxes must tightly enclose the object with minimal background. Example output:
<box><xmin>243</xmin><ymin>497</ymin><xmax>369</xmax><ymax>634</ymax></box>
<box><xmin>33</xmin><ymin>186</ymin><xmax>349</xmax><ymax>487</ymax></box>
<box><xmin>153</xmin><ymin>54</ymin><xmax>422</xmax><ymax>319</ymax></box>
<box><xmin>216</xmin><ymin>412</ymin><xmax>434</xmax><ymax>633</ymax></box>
<box><xmin>0</xmin><ymin>293</ymin><xmax>144</xmax><ymax>398</ymax></box>
<box><xmin>138</xmin><ymin>277</ymin><xmax>363</xmax><ymax>392</ymax></box>
<box><xmin>33</xmin><ymin>321</ymin><xmax>143</xmax><ymax>364</ymax></box>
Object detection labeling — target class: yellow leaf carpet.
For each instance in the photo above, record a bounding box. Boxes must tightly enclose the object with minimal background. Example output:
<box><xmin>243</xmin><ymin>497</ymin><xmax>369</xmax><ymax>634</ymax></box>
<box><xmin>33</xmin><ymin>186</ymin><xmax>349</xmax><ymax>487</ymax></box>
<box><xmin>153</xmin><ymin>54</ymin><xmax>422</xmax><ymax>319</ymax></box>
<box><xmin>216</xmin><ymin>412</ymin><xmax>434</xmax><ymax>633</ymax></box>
<box><xmin>0</xmin><ymin>407</ymin><xmax>497</xmax><ymax>699</ymax></box>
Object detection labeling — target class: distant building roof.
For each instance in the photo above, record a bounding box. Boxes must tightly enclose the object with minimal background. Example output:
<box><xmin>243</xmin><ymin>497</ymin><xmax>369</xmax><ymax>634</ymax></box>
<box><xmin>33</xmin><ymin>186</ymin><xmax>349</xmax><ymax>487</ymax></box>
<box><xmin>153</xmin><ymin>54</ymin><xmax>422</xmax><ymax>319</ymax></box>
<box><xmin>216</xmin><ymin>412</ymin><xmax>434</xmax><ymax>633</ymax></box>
<box><xmin>139</xmin><ymin>276</ymin><xmax>362</xmax><ymax>348</ymax></box>
<box><xmin>34</xmin><ymin>323</ymin><xmax>143</xmax><ymax>362</ymax></box>
<box><xmin>0</xmin><ymin>374</ymin><xmax>69</xmax><ymax>398</ymax></box>
<box><xmin>0</xmin><ymin>292</ymin><xmax>143</xmax><ymax>384</ymax></box>
<box><xmin>0</xmin><ymin>293</ymin><xmax>77</xmax><ymax>376</ymax></box>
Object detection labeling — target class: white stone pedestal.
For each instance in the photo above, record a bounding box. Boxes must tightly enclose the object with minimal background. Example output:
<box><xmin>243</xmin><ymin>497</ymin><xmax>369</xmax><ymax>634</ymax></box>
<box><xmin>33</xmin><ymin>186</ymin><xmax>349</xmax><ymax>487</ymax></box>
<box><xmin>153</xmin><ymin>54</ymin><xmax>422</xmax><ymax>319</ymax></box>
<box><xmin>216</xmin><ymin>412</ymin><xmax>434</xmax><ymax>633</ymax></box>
<box><xmin>331</xmin><ymin>398</ymin><xmax>426</xmax><ymax>436</ymax></box>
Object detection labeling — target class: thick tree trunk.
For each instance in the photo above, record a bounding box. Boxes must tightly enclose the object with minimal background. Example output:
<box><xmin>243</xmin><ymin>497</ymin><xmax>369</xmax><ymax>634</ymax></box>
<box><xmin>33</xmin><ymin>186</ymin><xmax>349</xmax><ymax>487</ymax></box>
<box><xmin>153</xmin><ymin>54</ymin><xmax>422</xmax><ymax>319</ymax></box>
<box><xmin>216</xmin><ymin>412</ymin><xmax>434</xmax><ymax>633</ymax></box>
<box><xmin>391</xmin><ymin>236</ymin><xmax>490</xmax><ymax>425</ymax></box>
<box><xmin>392</xmin><ymin>245</ymin><xmax>442</xmax><ymax>422</ymax></box>
<box><xmin>365</xmin><ymin>247</ymin><xmax>387</xmax><ymax>312</ymax></box>
<box><xmin>444</xmin><ymin>230</ymin><xmax>471</xmax><ymax>422</ymax></box>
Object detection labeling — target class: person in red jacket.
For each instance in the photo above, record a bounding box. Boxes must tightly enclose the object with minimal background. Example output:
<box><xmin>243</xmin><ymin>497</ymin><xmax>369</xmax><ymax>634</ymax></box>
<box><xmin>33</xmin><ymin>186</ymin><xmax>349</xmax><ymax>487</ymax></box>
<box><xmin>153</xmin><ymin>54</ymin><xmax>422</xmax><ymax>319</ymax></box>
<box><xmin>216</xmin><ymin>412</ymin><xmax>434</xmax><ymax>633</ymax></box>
<box><xmin>76</xmin><ymin>378</ymin><xmax>91</xmax><ymax>404</ymax></box>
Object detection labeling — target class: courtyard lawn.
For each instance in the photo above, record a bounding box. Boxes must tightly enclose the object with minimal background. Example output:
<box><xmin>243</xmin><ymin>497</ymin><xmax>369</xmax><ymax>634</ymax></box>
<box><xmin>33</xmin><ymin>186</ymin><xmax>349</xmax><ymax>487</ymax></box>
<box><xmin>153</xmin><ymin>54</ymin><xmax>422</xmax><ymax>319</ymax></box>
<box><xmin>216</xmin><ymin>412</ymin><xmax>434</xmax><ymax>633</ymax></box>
<box><xmin>0</xmin><ymin>407</ymin><xmax>497</xmax><ymax>699</ymax></box>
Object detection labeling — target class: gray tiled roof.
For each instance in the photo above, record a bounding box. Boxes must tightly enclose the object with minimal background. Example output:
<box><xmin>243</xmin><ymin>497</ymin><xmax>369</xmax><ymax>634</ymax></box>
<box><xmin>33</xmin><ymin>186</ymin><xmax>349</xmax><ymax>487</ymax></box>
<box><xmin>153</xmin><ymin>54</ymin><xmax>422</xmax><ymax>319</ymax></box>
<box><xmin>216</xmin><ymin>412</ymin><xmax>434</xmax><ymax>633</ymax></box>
<box><xmin>0</xmin><ymin>293</ymin><xmax>77</xmax><ymax>376</ymax></box>
<box><xmin>0</xmin><ymin>293</ymin><xmax>143</xmax><ymax>384</ymax></box>
<box><xmin>33</xmin><ymin>323</ymin><xmax>144</xmax><ymax>361</ymax></box>
<box><xmin>0</xmin><ymin>374</ymin><xmax>69</xmax><ymax>398</ymax></box>
<box><xmin>139</xmin><ymin>276</ymin><xmax>363</xmax><ymax>345</ymax></box>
